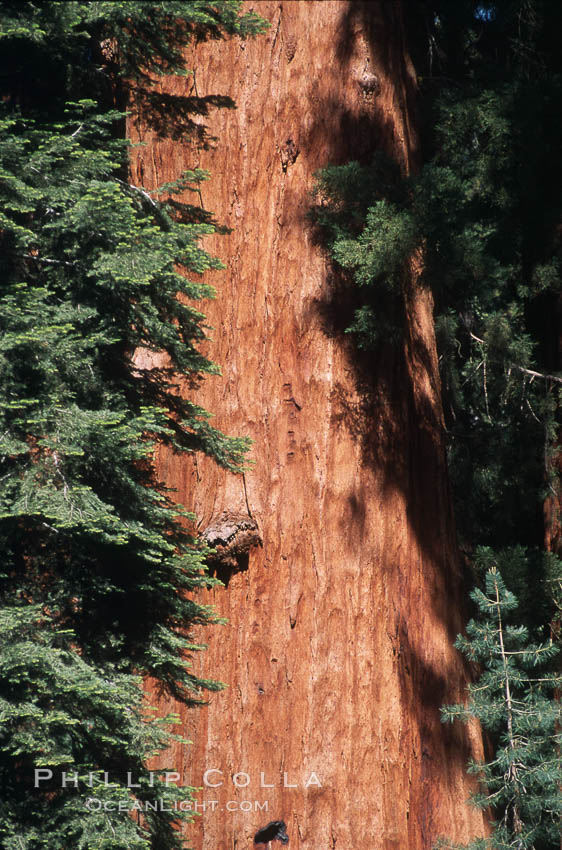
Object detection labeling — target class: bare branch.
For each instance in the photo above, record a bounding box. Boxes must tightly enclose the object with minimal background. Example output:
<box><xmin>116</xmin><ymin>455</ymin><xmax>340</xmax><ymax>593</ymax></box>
<box><xmin>17</xmin><ymin>254</ymin><xmax>76</xmax><ymax>269</ymax></box>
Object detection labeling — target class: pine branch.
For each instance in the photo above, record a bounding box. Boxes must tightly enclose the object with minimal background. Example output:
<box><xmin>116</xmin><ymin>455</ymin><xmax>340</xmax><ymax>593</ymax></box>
<box><xmin>468</xmin><ymin>331</ymin><xmax>562</xmax><ymax>385</ymax></box>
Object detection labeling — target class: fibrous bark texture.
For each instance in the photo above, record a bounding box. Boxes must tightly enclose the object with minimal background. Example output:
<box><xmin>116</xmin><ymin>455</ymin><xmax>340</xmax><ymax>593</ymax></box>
<box><xmin>130</xmin><ymin>2</ymin><xmax>487</xmax><ymax>848</ymax></box>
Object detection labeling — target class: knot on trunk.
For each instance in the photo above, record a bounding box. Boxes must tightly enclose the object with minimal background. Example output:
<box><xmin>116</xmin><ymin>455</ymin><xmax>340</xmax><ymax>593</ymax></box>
<box><xmin>356</xmin><ymin>70</ymin><xmax>381</xmax><ymax>99</ymax></box>
<box><xmin>201</xmin><ymin>511</ymin><xmax>262</xmax><ymax>582</ymax></box>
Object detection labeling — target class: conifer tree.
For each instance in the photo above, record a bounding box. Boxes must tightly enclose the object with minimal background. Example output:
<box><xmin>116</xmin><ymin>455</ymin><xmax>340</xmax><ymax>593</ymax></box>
<box><xmin>0</xmin><ymin>2</ymin><xmax>266</xmax><ymax>847</ymax></box>
<box><xmin>440</xmin><ymin>566</ymin><xmax>561</xmax><ymax>850</ymax></box>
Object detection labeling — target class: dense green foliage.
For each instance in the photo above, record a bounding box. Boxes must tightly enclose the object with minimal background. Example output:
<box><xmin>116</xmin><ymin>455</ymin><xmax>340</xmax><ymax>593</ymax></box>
<box><xmin>0</xmin><ymin>2</ymin><xmax>265</xmax><ymax>847</ymax></box>
<box><xmin>313</xmin><ymin>1</ymin><xmax>562</xmax><ymax>846</ymax></box>
<box><xmin>416</xmin><ymin>2</ymin><xmax>562</xmax><ymax>569</ymax></box>
<box><xmin>441</xmin><ymin>566</ymin><xmax>561</xmax><ymax>850</ymax></box>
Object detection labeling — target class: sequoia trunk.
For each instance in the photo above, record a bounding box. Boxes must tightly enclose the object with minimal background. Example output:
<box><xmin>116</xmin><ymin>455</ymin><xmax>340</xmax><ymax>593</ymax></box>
<box><xmin>130</xmin><ymin>3</ymin><xmax>487</xmax><ymax>848</ymax></box>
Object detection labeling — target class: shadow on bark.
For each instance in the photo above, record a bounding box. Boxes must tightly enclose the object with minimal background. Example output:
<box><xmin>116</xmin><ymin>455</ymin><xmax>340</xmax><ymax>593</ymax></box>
<box><xmin>303</xmin><ymin>0</ymin><xmax>481</xmax><ymax>781</ymax></box>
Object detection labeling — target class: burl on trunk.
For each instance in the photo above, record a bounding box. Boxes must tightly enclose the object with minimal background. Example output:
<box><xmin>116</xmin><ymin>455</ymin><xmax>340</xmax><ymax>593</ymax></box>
<box><xmin>130</xmin><ymin>2</ymin><xmax>487</xmax><ymax>848</ymax></box>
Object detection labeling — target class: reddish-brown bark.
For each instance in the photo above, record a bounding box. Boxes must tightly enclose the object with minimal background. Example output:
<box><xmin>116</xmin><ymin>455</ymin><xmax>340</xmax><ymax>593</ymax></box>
<box><xmin>130</xmin><ymin>3</ymin><xmax>487</xmax><ymax>848</ymax></box>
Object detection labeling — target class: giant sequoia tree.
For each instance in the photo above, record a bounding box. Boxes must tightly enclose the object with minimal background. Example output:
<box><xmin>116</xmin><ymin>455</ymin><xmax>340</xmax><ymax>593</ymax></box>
<box><xmin>0</xmin><ymin>2</ymin><xmax>265</xmax><ymax>847</ymax></box>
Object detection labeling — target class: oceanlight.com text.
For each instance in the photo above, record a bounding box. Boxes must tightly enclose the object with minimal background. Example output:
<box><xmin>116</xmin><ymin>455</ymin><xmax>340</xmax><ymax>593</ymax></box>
<box><xmin>84</xmin><ymin>799</ymin><xmax>269</xmax><ymax>813</ymax></box>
